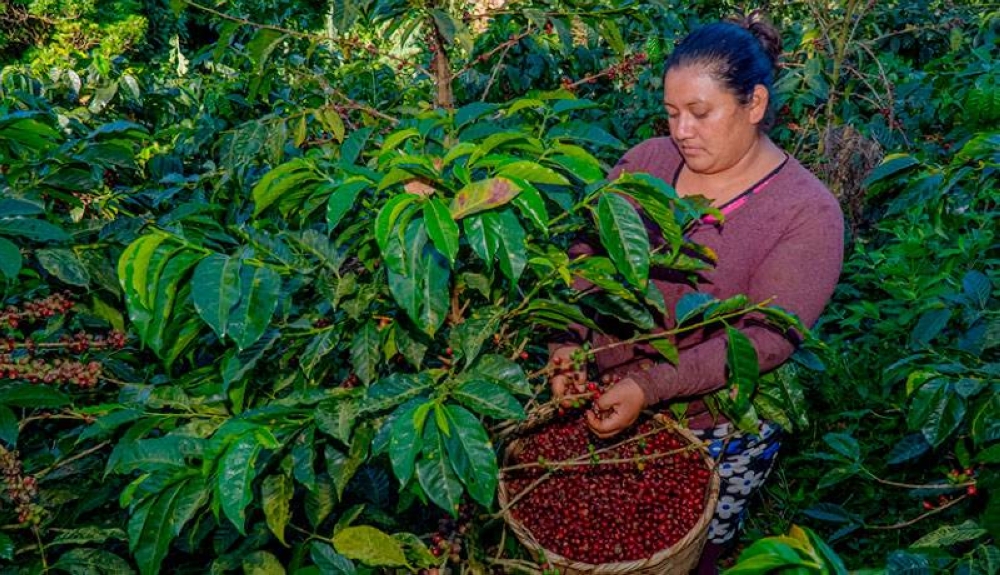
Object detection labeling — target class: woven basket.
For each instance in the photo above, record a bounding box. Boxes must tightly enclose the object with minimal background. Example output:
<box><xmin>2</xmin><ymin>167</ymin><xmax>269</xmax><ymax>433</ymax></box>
<box><xmin>498</xmin><ymin>414</ymin><xmax>720</xmax><ymax>575</ymax></box>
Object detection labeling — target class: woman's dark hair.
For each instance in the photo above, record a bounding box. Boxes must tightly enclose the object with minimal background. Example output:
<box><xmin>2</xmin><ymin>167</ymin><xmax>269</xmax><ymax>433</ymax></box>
<box><xmin>665</xmin><ymin>11</ymin><xmax>782</xmax><ymax>130</ymax></box>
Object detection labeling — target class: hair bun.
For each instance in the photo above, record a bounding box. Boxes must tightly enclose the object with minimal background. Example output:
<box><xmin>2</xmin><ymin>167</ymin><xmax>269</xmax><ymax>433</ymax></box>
<box><xmin>729</xmin><ymin>10</ymin><xmax>782</xmax><ymax>66</ymax></box>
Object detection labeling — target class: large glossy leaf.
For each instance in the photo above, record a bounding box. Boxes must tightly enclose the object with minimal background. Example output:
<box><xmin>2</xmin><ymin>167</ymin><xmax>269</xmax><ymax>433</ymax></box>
<box><xmin>452</xmin><ymin>380</ymin><xmax>524</xmax><ymax>420</ymax></box>
<box><xmin>242</xmin><ymin>551</ymin><xmax>285</xmax><ymax>575</ymax></box>
<box><xmin>51</xmin><ymin>548</ymin><xmax>135</xmax><ymax>575</ymax></box>
<box><xmin>0</xmin><ymin>237</ymin><xmax>21</xmax><ymax>279</ymax></box>
<box><xmin>386</xmin><ymin>220</ymin><xmax>450</xmax><ymax>336</ymax></box>
<box><xmin>191</xmin><ymin>254</ymin><xmax>241</xmax><ymax>342</ymax></box>
<box><xmin>0</xmin><ymin>217</ymin><xmax>70</xmax><ymax>242</ymax></box>
<box><xmin>389</xmin><ymin>399</ymin><xmax>428</xmax><ymax>487</ymax></box>
<box><xmin>375</xmin><ymin>193</ymin><xmax>420</xmax><ymax>270</ymax></box>
<box><xmin>422</xmin><ymin>198</ymin><xmax>459</xmax><ymax>266</ymax></box>
<box><xmin>463</xmin><ymin>213</ymin><xmax>498</xmax><ymax>265</ymax></box>
<box><xmin>596</xmin><ymin>192</ymin><xmax>649</xmax><ymax>289</ymax></box>
<box><xmin>497</xmin><ymin>160</ymin><xmax>570</xmax><ymax>186</ymax></box>
<box><xmin>0</xmin><ymin>405</ymin><xmax>18</xmax><ymax>446</ymax></box>
<box><xmin>908</xmin><ymin>379</ymin><xmax>966</xmax><ymax>447</ymax></box>
<box><xmin>726</xmin><ymin>326</ymin><xmax>759</xmax><ymax>417</ymax></box>
<box><xmin>363</xmin><ymin>372</ymin><xmax>434</xmax><ymax>414</ymax></box>
<box><xmin>449</xmin><ymin>178</ymin><xmax>521</xmax><ymax>220</ymax></box>
<box><xmin>127</xmin><ymin>471</ymin><xmax>207</xmax><ymax>575</ymax></box>
<box><xmin>465</xmin><ymin>354</ymin><xmax>531</xmax><ymax>396</ymax></box>
<box><xmin>326</xmin><ymin>428</ymin><xmax>370</xmax><ymax>499</ymax></box>
<box><xmin>217</xmin><ymin>432</ymin><xmax>265</xmax><ymax>533</ymax></box>
<box><xmin>261</xmin><ymin>473</ymin><xmax>293</xmax><ymax>545</ymax></box>
<box><xmin>511</xmin><ymin>183</ymin><xmax>549</xmax><ymax>235</ymax></box>
<box><xmin>491</xmin><ymin>209</ymin><xmax>528</xmax><ymax>283</ymax></box>
<box><xmin>350</xmin><ymin>321</ymin><xmax>381</xmax><ymax>385</ymax></box>
<box><xmin>227</xmin><ymin>264</ymin><xmax>281</xmax><ymax>351</ymax></box>
<box><xmin>416</xmin><ymin>419</ymin><xmax>463</xmax><ymax>516</ymax></box>
<box><xmin>442</xmin><ymin>404</ymin><xmax>498</xmax><ymax>507</ymax></box>
<box><xmin>326</xmin><ymin>179</ymin><xmax>369</xmax><ymax>232</ymax></box>
<box><xmin>333</xmin><ymin>525</ymin><xmax>408</xmax><ymax>568</ymax></box>
<box><xmin>35</xmin><ymin>248</ymin><xmax>89</xmax><ymax>286</ymax></box>
<box><xmin>310</xmin><ymin>542</ymin><xmax>357</xmax><ymax>574</ymax></box>
<box><xmin>252</xmin><ymin>158</ymin><xmax>320</xmax><ymax>216</ymax></box>
<box><xmin>0</xmin><ymin>384</ymin><xmax>69</xmax><ymax>408</ymax></box>
<box><xmin>145</xmin><ymin>250</ymin><xmax>203</xmax><ymax>355</ymax></box>
<box><xmin>316</xmin><ymin>396</ymin><xmax>360</xmax><ymax>446</ymax></box>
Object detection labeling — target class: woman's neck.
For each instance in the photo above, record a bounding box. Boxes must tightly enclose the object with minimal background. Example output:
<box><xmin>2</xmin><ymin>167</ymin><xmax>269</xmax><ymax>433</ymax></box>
<box><xmin>676</xmin><ymin>136</ymin><xmax>786</xmax><ymax>205</ymax></box>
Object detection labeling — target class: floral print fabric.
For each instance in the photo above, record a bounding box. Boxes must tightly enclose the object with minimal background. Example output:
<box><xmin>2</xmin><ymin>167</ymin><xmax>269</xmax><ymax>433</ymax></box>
<box><xmin>691</xmin><ymin>421</ymin><xmax>782</xmax><ymax>545</ymax></box>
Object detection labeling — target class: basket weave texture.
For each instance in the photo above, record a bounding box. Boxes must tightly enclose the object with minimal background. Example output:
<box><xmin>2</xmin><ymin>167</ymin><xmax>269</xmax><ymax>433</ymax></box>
<box><xmin>498</xmin><ymin>415</ymin><xmax>720</xmax><ymax>575</ymax></box>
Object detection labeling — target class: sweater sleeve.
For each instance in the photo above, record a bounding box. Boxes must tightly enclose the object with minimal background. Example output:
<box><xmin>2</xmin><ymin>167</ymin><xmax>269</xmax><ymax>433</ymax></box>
<box><xmin>628</xmin><ymin>195</ymin><xmax>845</xmax><ymax>404</ymax></box>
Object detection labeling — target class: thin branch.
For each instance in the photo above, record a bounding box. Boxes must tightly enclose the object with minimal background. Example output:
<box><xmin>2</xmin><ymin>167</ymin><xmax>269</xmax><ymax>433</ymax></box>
<box><xmin>35</xmin><ymin>441</ymin><xmax>111</xmax><ymax>480</ymax></box>
<box><xmin>866</xmin><ymin>494</ymin><xmax>968</xmax><ymax>531</ymax></box>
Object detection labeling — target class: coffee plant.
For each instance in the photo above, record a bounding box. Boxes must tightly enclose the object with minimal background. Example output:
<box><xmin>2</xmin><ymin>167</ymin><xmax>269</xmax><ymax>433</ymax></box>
<box><xmin>1</xmin><ymin>1</ymin><xmax>998</xmax><ymax>574</ymax></box>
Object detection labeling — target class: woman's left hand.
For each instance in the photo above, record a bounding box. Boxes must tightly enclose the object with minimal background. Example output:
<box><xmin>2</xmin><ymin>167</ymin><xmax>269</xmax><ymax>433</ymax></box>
<box><xmin>585</xmin><ymin>377</ymin><xmax>646</xmax><ymax>438</ymax></box>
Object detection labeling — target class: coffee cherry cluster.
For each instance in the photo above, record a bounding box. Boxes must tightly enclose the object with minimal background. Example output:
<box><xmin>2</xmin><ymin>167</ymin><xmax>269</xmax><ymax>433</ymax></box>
<box><xmin>0</xmin><ymin>292</ymin><xmax>75</xmax><ymax>330</ymax></box>
<box><xmin>504</xmin><ymin>416</ymin><xmax>711</xmax><ymax>565</ymax></box>
<box><xmin>0</xmin><ymin>447</ymin><xmax>41</xmax><ymax>525</ymax></box>
<box><xmin>0</xmin><ymin>354</ymin><xmax>104</xmax><ymax>387</ymax></box>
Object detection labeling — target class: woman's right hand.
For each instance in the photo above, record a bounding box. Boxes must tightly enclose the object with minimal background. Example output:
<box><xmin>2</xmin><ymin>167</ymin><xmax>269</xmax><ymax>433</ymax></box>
<box><xmin>547</xmin><ymin>344</ymin><xmax>587</xmax><ymax>407</ymax></box>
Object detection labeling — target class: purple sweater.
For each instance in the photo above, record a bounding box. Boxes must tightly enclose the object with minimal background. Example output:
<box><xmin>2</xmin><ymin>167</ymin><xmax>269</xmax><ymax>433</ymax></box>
<box><xmin>578</xmin><ymin>137</ymin><xmax>844</xmax><ymax>428</ymax></box>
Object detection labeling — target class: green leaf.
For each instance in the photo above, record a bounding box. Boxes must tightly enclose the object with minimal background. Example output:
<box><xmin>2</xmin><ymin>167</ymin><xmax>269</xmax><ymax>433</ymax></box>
<box><xmin>364</xmin><ymin>373</ymin><xmax>434</xmax><ymax>414</ymax></box>
<box><xmin>545</xmin><ymin>154</ymin><xmax>603</xmax><ymax>183</ymax></box>
<box><xmin>0</xmin><ymin>533</ymin><xmax>10</xmax><ymax>561</ymax></box>
<box><xmin>909</xmin><ymin>308</ymin><xmax>952</xmax><ymax>348</ymax></box>
<box><xmin>675</xmin><ymin>292</ymin><xmax>717</xmax><ymax>325</ymax></box>
<box><xmin>962</xmin><ymin>270</ymin><xmax>992</xmax><ymax>309</ymax></box>
<box><xmin>262</xmin><ymin>473</ymin><xmax>293</xmax><ymax>545</ymax></box>
<box><xmin>386</xmin><ymin>220</ymin><xmax>450</xmax><ymax>336</ymax></box>
<box><xmin>127</xmin><ymin>472</ymin><xmax>206</xmax><ymax>575</ymax></box>
<box><xmin>350</xmin><ymin>321</ymin><xmax>381</xmax><ymax>385</ymax></box>
<box><xmin>0</xmin><ymin>237</ymin><xmax>22</xmax><ymax>279</ymax></box>
<box><xmin>442</xmin><ymin>404</ymin><xmax>499</xmax><ymax>507</ymax></box>
<box><xmin>252</xmin><ymin>159</ymin><xmax>319</xmax><ymax>216</ymax></box>
<box><xmin>227</xmin><ymin>264</ymin><xmax>281</xmax><ymax>351</ymax></box>
<box><xmin>305</xmin><ymin>477</ymin><xmax>336</xmax><ymax>528</ymax></box>
<box><xmin>0</xmin><ymin>217</ymin><xmax>70</xmax><ymax>242</ymax></box>
<box><xmin>823</xmin><ymin>433</ymin><xmax>861</xmax><ymax>463</ymax></box>
<box><xmin>375</xmin><ymin>193</ymin><xmax>420</xmax><ymax>268</ymax></box>
<box><xmin>450</xmin><ymin>178</ymin><xmax>521</xmax><ymax>220</ymax></box>
<box><xmin>0</xmin><ymin>405</ymin><xmax>18</xmax><ymax>446</ymax></box>
<box><xmin>51</xmin><ymin>548</ymin><xmax>135</xmax><ymax>575</ymax></box>
<box><xmin>416</xmin><ymin>420</ymin><xmax>463</xmax><ymax>516</ymax></box>
<box><xmin>596</xmin><ymin>193</ymin><xmax>649</xmax><ymax>289</ymax></box>
<box><xmin>310</xmin><ymin>542</ymin><xmax>357</xmax><ymax>575</ymax></box>
<box><xmin>191</xmin><ymin>254</ymin><xmax>241</xmax><ymax>342</ymax></box>
<box><xmin>497</xmin><ymin>160</ymin><xmax>570</xmax><ymax>186</ymax></box>
<box><xmin>886</xmin><ymin>433</ymin><xmax>931</xmax><ymax>465</ymax></box>
<box><xmin>463</xmin><ymin>213</ymin><xmax>497</xmax><ymax>265</ymax></box>
<box><xmin>389</xmin><ymin>399</ymin><xmax>428</xmax><ymax>487</ymax></box>
<box><xmin>327</xmin><ymin>179</ymin><xmax>370</xmax><ymax>232</ymax></box>
<box><xmin>0</xmin><ymin>198</ymin><xmax>44</xmax><ymax>217</ymax></box>
<box><xmin>0</xmin><ymin>384</ymin><xmax>70</xmax><ymax>408</ymax></box>
<box><xmin>243</xmin><ymin>551</ymin><xmax>285</xmax><ymax>575</ymax></box>
<box><xmin>491</xmin><ymin>210</ymin><xmax>528</xmax><ymax>283</ymax></box>
<box><xmin>452</xmin><ymin>380</ymin><xmax>525</xmax><ymax>420</ymax></box>
<box><xmin>908</xmin><ymin>380</ymin><xmax>966</xmax><ymax>447</ymax></box>
<box><xmin>649</xmin><ymin>339</ymin><xmax>678</xmax><ymax>365</ymax></box>
<box><xmin>217</xmin><ymin>433</ymin><xmax>265</xmax><ymax>534</ymax></box>
<box><xmin>423</xmin><ymin>198</ymin><xmax>459</xmax><ymax>266</ymax></box>
<box><xmin>316</xmin><ymin>397</ymin><xmax>360</xmax><ymax>446</ymax></box>
<box><xmin>863</xmin><ymin>153</ymin><xmax>920</xmax><ymax>188</ymax></box>
<box><xmin>333</xmin><ymin>526</ymin><xmax>409</xmax><ymax>568</ymax></box>
<box><xmin>912</xmin><ymin>520</ymin><xmax>987</xmax><ymax>548</ymax></box>
<box><xmin>380</xmin><ymin>128</ymin><xmax>421</xmax><ymax>154</ymax></box>
<box><xmin>511</xmin><ymin>183</ymin><xmax>549</xmax><ymax>235</ymax></box>
<box><xmin>726</xmin><ymin>326</ymin><xmax>759</xmax><ymax>417</ymax></box>
<box><xmin>466</xmin><ymin>354</ymin><xmax>531</xmax><ymax>396</ymax></box>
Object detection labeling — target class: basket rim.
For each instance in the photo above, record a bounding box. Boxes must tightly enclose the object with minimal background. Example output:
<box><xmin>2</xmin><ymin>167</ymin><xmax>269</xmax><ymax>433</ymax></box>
<box><xmin>497</xmin><ymin>414</ymin><xmax>721</xmax><ymax>571</ymax></box>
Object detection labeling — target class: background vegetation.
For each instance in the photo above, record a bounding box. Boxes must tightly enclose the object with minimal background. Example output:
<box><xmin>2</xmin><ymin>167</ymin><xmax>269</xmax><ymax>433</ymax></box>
<box><xmin>0</xmin><ymin>0</ymin><xmax>998</xmax><ymax>573</ymax></box>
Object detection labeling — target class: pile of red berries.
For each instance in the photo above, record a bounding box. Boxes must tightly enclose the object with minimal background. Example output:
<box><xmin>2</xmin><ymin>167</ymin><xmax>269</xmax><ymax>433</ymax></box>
<box><xmin>504</xmin><ymin>415</ymin><xmax>711</xmax><ymax>565</ymax></box>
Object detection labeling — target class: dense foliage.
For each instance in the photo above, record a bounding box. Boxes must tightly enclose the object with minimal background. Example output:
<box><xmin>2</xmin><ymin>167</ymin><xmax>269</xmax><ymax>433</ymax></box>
<box><xmin>0</xmin><ymin>0</ymin><xmax>998</xmax><ymax>574</ymax></box>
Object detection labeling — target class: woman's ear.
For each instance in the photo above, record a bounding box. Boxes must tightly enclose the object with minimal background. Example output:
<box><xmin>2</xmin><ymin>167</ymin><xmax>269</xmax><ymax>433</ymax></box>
<box><xmin>749</xmin><ymin>84</ymin><xmax>770</xmax><ymax>124</ymax></box>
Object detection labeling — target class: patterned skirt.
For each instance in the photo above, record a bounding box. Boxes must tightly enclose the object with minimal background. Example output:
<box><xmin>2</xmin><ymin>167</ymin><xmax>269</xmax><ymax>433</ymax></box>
<box><xmin>690</xmin><ymin>421</ymin><xmax>782</xmax><ymax>545</ymax></box>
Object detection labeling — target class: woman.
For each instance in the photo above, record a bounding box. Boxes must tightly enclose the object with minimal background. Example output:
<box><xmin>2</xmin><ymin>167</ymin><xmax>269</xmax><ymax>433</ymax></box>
<box><xmin>548</xmin><ymin>13</ymin><xmax>845</xmax><ymax>574</ymax></box>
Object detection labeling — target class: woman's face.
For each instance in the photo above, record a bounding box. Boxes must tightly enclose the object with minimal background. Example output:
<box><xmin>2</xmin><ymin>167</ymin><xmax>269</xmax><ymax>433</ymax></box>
<box><xmin>663</xmin><ymin>65</ymin><xmax>767</xmax><ymax>175</ymax></box>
